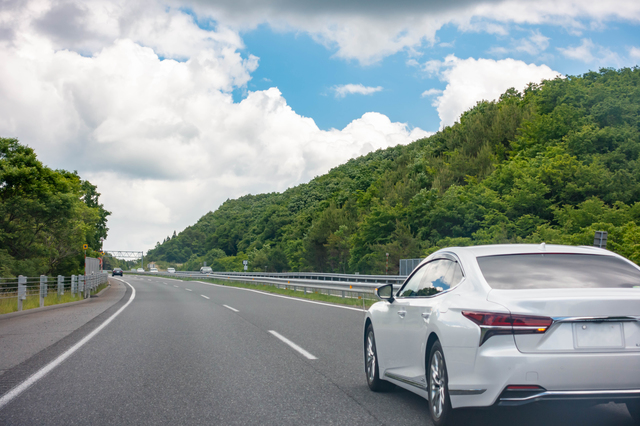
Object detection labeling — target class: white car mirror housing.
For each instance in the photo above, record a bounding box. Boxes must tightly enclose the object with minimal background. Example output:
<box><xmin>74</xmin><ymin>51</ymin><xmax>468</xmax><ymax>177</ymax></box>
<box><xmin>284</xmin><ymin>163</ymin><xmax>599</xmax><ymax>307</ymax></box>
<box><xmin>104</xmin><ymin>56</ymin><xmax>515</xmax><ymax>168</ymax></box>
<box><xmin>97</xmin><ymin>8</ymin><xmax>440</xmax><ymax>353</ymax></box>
<box><xmin>376</xmin><ymin>284</ymin><xmax>394</xmax><ymax>302</ymax></box>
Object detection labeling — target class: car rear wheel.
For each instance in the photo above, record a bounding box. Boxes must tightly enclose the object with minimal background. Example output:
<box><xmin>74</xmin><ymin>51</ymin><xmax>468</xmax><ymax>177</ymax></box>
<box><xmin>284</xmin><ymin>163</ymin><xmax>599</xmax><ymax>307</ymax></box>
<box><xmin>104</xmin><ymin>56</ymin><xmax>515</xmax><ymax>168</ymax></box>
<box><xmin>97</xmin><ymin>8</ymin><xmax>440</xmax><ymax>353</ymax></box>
<box><xmin>428</xmin><ymin>340</ymin><xmax>453</xmax><ymax>426</ymax></box>
<box><xmin>627</xmin><ymin>400</ymin><xmax>640</xmax><ymax>424</ymax></box>
<box><xmin>364</xmin><ymin>324</ymin><xmax>393</xmax><ymax>392</ymax></box>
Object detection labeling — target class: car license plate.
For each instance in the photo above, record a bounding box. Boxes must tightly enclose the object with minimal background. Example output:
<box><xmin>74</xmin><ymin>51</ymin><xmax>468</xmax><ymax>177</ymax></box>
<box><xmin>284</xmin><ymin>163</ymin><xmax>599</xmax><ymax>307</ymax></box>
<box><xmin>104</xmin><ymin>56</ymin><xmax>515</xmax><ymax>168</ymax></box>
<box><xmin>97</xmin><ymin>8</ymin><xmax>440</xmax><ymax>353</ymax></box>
<box><xmin>574</xmin><ymin>322</ymin><xmax>624</xmax><ymax>348</ymax></box>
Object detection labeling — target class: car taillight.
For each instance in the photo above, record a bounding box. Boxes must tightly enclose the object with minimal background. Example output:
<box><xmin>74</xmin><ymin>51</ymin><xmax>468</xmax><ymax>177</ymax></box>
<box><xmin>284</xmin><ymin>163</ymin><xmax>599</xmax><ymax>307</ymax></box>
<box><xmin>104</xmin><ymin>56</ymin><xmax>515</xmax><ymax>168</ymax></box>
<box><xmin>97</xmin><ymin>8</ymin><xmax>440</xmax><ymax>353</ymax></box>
<box><xmin>462</xmin><ymin>311</ymin><xmax>553</xmax><ymax>346</ymax></box>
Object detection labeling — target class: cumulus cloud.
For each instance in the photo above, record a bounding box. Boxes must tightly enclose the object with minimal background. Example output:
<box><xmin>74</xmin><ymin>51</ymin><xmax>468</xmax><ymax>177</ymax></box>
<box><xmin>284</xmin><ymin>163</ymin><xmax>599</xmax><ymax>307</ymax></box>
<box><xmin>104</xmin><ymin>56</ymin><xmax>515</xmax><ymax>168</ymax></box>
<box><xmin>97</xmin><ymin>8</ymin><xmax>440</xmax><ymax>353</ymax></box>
<box><xmin>180</xmin><ymin>0</ymin><xmax>640</xmax><ymax>64</ymax></box>
<box><xmin>631</xmin><ymin>46</ymin><xmax>640</xmax><ymax>60</ymax></box>
<box><xmin>333</xmin><ymin>84</ymin><xmax>383</xmax><ymax>98</ymax></box>
<box><xmin>0</xmin><ymin>5</ymin><xmax>428</xmax><ymax>251</ymax></box>
<box><xmin>415</xmin><ymin>55</ymin><xmax>560</xmax><ymax>128</ymax></box>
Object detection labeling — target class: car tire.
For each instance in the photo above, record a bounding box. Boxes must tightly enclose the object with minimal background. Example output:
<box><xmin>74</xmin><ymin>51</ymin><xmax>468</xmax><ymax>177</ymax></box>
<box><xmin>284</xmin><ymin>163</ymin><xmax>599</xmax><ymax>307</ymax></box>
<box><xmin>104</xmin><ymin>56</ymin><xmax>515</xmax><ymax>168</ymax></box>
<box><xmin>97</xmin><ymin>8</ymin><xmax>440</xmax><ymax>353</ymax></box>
<box><xmin>428</xmin><ymin>340</ymin><xmax>453</xmax><ymax>426</ymax></box>
<box><xmin>364</xmin><ymin>324</ymin><xmax>393</xmax><ymax>392</ymax></box>
<box><xmin>627</xmin><ymin>401</ymin><xmax>640</xmax><ymax>424</ymax></box>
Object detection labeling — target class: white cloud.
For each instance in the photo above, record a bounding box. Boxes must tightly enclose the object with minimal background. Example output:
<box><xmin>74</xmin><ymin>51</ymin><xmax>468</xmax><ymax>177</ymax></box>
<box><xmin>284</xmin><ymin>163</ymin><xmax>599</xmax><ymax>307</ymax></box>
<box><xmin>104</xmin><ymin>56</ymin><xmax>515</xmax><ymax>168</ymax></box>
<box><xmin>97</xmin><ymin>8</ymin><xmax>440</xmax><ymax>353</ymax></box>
<box><xmin>515</xmin><ymin>30</ymin><xmax>550</xmax><ymax>55</ymax></box>
<box><xmin>421</xmin><ymin>88</ymin><xmax>443</xmax><ymax>98</ymax></box>
<box><xmin>420</xmin><ymin>55</ymin><xmax>560</xmax><ymax>128</ymax></box>
<box><xmin>488</xmin><ymin>30</ymin><xmax>550</xmax><ymax>56</ymax></box>
<box><xmin>558</xmin><ymin>38</ymin><xmax>596</xmax><ymax>62</ymax></box>
<box><xmin>631</xmin><ymin>46</ymin><xmax>640</xmax><ymax>60</ymax></box>
<box><xmin>180</xmin><ymin>0</ymin><xmax>640</xmax><ymax>64</ymax></box>
<box><xmin>558</xmin><ymin>38</ymin><xmax>621</xmax><ymax>65</ymax></box>
<box><xmin>0</xmin><ymin>20</ymin><xmax>427</xmax><ymax>251</ymax></box>
<box><xmin>333</xmin><ymin>84</ymin><xmax>383</xmax><ymax>98</ymax></box>
<box><xmin>5</xmin><ymin>0</ymin><xmax>639</xmax><ymax>65</ymax></box>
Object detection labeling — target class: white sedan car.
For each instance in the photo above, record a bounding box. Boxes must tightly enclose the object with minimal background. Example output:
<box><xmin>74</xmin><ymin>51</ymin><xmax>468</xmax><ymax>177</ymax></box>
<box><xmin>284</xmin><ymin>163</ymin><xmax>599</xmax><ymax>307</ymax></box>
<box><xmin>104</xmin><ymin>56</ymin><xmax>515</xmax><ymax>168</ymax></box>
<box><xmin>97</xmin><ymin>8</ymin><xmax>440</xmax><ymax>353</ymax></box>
<box><xmin>364</xmin><ymin>244</ymin><xmax>640</xmax><ymax>425</ymax></box>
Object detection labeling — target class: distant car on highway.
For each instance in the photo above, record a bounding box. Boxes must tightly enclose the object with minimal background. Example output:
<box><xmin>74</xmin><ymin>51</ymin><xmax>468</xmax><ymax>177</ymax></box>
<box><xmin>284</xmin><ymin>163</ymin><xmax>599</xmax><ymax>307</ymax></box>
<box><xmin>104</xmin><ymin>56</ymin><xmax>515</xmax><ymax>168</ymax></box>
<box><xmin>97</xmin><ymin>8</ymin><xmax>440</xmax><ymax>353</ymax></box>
<box><xmin>150</xmin><ymin>267</ymin><xmax>158</xmax><ymax>273</ymax></box>
<box><xmin>200</xmin><ymin>266</ymin><xmax>213</xmax><ymax>274</ymax></box>
<box><xmin>364</xmin><ymin>244</ymin><xmax>640</xmax><ymax>425</ymax></box>
<box><xmin>136</xmin><ymin>268</ymin><xmax>144</xmax><ymax>272</ymax></box>
<box><xmin>112</xmin><ymin>267</ymin><xmax>123</xmax><ymax>276</ymax></box>
<box><xmin>167</xmin><ymin>267</ymin><xmax>176</xmax><ymax>273</ymax></box>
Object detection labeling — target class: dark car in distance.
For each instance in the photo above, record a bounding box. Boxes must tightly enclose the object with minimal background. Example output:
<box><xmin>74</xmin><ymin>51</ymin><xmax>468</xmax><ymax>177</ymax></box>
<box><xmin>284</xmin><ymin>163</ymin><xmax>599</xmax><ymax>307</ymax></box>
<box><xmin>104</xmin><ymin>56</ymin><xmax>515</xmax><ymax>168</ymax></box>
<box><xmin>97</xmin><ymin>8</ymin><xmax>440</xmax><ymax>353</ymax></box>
<box><xmin>112</xmin><ymin>267</ymin><xmax>123</xmax><ymax>276</ymax></box>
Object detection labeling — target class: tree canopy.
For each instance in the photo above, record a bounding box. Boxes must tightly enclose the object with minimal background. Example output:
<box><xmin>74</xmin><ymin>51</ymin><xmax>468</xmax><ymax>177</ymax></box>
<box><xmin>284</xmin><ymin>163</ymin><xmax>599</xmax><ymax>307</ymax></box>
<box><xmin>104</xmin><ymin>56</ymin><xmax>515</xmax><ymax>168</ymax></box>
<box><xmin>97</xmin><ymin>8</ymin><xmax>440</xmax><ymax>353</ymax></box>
<box><xmin>147</xmin><ymin>67</ymin><xmax>640</xmax><ymax>273</ymax></box>
<box><xmin>0</xmin><ymin>138</ymin><xmax>110</xmax><ymax>277</ymax></box>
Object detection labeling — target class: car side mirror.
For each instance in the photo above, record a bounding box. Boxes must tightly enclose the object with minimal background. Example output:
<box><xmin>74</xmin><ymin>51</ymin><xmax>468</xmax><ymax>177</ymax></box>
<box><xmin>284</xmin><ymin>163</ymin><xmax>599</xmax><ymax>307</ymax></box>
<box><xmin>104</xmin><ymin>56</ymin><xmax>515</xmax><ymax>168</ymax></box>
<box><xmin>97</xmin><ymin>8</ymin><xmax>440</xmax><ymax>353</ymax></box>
<box><xmin>376</xmin><ymin>284</ymin><xmax>394</xmax><ymax>302</ymax></box>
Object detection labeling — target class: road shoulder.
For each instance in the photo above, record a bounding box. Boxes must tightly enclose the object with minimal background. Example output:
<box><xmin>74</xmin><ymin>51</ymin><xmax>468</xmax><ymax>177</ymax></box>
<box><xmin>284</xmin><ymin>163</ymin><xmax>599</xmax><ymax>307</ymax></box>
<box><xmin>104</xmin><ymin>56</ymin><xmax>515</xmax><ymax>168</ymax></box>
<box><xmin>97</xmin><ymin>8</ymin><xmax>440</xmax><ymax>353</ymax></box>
<box><xmin>0</xmin><ymin>278</ymin><xmax>127</xmax><ymax>380</ymax></box>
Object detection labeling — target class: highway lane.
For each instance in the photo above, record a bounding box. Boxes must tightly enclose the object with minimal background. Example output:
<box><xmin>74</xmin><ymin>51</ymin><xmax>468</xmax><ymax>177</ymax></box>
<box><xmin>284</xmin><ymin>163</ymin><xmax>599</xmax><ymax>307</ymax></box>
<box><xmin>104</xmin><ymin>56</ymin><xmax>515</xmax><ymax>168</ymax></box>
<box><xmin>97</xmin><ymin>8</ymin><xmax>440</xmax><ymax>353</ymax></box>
<box><xmin>0</xmin><ymin>275</ymin><xmax>635</xmax><ymax>425</ymax></box>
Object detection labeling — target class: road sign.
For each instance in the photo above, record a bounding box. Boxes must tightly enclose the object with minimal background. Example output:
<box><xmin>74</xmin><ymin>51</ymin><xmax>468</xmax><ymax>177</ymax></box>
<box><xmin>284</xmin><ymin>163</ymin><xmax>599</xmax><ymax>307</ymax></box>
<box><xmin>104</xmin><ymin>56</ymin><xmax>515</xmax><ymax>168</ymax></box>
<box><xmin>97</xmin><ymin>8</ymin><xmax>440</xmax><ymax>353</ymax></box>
<box><xmin>594</xmin><ymin>231</ymin><xmax>608</xmax><ymax>248</ymax></box>
<box><xmin>242</xmin><ymin>260</ymin><xmax>248</xmax><ymax>265</ymax></box>
<box><xmin>83</xmin><ymin>244</ymin><xmax>88</xmax><ymax>250</ymax></box>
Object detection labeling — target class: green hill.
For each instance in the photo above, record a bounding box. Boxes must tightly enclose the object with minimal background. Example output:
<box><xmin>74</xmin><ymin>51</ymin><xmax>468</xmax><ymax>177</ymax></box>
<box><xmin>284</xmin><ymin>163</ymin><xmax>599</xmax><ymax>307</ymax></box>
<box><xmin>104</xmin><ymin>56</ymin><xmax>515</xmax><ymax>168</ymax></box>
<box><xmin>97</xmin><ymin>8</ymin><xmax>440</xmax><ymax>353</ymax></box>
<box><xmin>147</xmin><ymin>67</ymin><xmax>640</xmax><ymax>273</ymax></box>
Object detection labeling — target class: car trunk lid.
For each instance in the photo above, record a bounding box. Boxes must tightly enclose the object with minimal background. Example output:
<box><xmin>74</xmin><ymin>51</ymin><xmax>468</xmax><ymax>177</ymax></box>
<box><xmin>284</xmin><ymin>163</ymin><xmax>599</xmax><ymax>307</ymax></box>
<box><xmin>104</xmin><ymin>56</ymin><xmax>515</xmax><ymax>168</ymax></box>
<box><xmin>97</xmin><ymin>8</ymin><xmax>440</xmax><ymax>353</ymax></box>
<box><xmin>488</xmin><ymin>288</ymin><xmax>640</xmax><ymax>353</ymax></box>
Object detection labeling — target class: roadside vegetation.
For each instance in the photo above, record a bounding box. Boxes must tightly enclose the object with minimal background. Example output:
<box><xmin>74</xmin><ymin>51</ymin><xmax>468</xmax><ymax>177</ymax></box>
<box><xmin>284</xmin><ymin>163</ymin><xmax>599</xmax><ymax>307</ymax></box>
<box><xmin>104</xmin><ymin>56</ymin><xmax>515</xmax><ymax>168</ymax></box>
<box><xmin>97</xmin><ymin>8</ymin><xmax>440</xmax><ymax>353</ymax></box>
<box><xmin>148</xmin><ymin>68</ymin><xmax>640</xmax><ymax>273</ymax></box>
<box><xmin>0</xmin><ymin>138</ymin><xmax>111</xmax><ymax>277</ymax></box>
<box><xmin>0</xmin><ymin>281</ymin><xmax>110</xmax><ymax>315</ymax></box>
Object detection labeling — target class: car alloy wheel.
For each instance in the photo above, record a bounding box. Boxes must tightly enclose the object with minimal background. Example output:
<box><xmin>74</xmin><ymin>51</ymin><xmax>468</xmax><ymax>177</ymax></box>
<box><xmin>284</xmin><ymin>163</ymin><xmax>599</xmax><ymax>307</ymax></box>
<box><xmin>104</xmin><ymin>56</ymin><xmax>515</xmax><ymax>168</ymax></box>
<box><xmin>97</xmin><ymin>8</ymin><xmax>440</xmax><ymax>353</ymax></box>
<box><xmin>364</xmin><ymin>325</ymin><xmax>393</xmax><ymax>392</ymax></box>
<box><xmin>428</xmin><ymin>341</ymin><xmax>452</xmax><ymax>425</ymax></box>
<box><xmin>366</xmin><ymin>331</ymin><xmax>376</xmax><ymax>383</ymax></box>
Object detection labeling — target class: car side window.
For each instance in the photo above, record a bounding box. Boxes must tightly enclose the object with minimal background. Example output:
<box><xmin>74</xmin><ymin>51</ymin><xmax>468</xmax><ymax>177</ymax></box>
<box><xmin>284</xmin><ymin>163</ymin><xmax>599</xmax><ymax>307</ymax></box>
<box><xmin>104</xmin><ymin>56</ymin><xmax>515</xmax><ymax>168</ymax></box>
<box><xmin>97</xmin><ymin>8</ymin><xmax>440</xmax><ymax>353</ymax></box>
<box><xmin>414</xmin><ymin>259</ymin><xmax>450</xmax><ymax>296</ymax></box>
<box><xmin>399</xmin><ymin>258</ymin><xmax>465</xmax><ymax>298</ymax></box>
<box><xmin>399</xmin><ymin>263</ymin><xmax>431</xmax><ymax>297</ymax></box>
<box><xmin>447</xmin><ymin>262</ymin><xmax>463</xmax><ymax>288</ymax></box>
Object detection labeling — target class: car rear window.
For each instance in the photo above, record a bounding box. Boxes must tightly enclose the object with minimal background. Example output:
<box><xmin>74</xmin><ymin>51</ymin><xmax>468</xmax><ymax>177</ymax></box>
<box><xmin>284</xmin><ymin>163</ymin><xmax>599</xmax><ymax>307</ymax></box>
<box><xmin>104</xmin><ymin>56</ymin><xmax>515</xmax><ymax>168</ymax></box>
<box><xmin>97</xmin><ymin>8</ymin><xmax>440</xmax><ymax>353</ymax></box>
<box><xmin>477</xmin><ymin>253</ymin><xmax>640</xmax><ymax>289</ymax></box>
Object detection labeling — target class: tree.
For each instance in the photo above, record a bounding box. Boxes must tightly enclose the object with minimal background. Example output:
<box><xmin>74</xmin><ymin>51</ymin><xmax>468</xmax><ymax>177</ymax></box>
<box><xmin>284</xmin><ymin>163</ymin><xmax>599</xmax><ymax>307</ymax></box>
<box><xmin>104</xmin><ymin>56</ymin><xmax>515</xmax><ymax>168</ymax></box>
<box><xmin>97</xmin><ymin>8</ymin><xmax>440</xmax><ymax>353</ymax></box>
<box><xmin>0</xmin><ymin>138</ymin><xmax>110</xmax><ymax>276</ymax></box>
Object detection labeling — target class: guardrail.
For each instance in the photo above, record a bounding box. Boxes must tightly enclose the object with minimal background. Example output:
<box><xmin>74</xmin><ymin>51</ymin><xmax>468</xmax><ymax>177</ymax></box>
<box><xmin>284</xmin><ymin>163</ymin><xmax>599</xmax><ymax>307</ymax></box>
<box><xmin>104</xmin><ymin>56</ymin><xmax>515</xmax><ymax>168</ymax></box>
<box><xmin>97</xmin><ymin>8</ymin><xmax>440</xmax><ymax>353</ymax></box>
<box><xmin>176</xmin><ymin>271</ymin><xmax>407</xmax><ymax>284</ymax></box>
<box><xmin>132</xmin><ymin>271</ymin><xmax>407</xmax><ymax>301</ymax></box>
<box><xmin>0</xmin><ymin>272</ymin><xmax>109</xmax><ymax>313</ymax></box>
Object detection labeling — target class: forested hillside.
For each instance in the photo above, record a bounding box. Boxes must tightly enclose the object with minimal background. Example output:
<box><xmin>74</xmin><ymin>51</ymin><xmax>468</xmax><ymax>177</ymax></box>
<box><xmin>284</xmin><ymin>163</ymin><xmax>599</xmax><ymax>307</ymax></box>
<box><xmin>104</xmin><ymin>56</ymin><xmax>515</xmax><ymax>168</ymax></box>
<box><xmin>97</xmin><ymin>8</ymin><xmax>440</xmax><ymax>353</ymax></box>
<box><xmin>0</xmin><ymin>138</ymin><xmax>110</xmax><ymax>277</ymax></box>
<box><xmin>148</xmin><ymin>68</ymin><xmax>640</xmax><ymax>273</ymax></box>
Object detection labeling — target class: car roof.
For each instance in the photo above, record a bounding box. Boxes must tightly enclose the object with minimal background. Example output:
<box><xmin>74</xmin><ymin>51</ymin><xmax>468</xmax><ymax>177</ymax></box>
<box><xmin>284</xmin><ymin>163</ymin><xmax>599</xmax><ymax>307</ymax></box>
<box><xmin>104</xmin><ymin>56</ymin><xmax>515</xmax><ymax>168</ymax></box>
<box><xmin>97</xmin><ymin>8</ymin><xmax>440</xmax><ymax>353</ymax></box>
<box><xmin>436</xmin><ymin>243</ymin><xmax>612</xmax><ymax>258</ymax></box>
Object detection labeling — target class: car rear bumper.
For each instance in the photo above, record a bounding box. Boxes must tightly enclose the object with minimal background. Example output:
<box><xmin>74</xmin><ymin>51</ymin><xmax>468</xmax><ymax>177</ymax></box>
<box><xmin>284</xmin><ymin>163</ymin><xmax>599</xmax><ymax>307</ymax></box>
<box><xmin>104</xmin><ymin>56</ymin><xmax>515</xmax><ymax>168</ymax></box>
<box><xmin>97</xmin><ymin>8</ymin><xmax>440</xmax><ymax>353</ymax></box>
<box><xmin>446</xmin><ymin>336</ymin><xmax>640</xmax><ymax>409</ymax></box>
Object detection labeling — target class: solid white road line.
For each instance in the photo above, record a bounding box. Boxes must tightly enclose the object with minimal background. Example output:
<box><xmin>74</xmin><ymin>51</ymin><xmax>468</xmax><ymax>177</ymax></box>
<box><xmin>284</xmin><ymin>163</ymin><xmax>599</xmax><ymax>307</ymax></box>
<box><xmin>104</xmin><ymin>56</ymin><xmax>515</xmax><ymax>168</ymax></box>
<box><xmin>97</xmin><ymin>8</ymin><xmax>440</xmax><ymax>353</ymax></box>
<box><xmin>185</xmin><ymin>289</ymin><xmax>192</xmax><ymax>292</ymax></box>
<box><xmin>193</xmin><ymin>281</ymin><xmax>364</xmax><ymax>312</ymax></box>
<box><xmin>201</xmin><ymin>295</ymin><xmax>210</xmax><ymax>300</ymax></box>
<box><xmin>0</xmin><ymin>279</ymin><xmax>136</xmax><ymax>410</ymax></box>
<box><xmin>223</xmin><ymin>304</ymin><xmax>239</xmax><ymax>312</ymax></box>
<box><xmin>268</xmin><ymin>331</ymin><xmax>317</xmax><ymax>360</ymax></box>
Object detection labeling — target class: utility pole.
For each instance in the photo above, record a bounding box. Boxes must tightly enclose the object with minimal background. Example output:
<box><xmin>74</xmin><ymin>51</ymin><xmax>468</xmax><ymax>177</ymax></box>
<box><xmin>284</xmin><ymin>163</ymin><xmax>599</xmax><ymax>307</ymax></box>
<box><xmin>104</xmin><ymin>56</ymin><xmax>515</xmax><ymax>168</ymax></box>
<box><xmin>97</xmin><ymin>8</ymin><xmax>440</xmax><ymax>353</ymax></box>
<box><xmin>385</xmin><ymin>253</ymin><xmax>389</xmax><ymax>275</ymax></box>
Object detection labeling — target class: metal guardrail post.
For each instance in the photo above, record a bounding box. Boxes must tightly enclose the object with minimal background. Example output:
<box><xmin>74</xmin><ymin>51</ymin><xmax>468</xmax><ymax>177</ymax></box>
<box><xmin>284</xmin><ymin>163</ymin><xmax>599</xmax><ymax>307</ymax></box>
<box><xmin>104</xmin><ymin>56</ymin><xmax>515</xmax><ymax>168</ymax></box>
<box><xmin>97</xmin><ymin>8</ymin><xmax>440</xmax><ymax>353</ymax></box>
<box><xmin>79</xmin><ymin>275</ymin><xmax>85</xmax><ymax>297</ymax></box>
<box><xmin>58</xmin><ymin>275</ymin><xmax>64</xmax><ymax>296</ymax></box>
<box><xmin>40</xmin><ymin>275</ymin><xmax>47</xmax><ymax>307</ymax></box>
<box><xmin>18</xmin><ymin>275</ymin><xmax>26</xmax><ymax>311</ymax></box>
<box><xmin>71</xmin><ymin>275</ymin><xmax>77</xmax><ymax>295</ymax></box>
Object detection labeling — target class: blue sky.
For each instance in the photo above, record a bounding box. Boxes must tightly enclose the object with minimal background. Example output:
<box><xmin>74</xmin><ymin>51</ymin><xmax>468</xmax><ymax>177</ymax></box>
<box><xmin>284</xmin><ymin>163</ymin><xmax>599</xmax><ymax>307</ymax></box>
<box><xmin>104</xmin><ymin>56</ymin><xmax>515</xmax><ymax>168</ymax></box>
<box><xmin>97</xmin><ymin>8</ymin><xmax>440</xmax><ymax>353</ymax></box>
<box><xmin>236</xmin><ymin>19</ymin><xmax>639</xmax><ymax>132</ymax></box>
<box><xmin>2</xmin><ymin>0</ymin><xmax>640</xmax><ymax>251</ymax></box>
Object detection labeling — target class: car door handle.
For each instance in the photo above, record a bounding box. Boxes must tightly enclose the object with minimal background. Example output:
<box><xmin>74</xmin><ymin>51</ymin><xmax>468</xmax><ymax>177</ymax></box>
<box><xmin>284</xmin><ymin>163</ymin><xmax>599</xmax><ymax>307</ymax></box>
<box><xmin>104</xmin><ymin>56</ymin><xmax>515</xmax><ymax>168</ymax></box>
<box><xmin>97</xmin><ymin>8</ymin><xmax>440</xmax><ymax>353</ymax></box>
<box><xmin>397</xmin><ymin>310</ymin><xmax>406</xmax><ymax>318</ymax></box>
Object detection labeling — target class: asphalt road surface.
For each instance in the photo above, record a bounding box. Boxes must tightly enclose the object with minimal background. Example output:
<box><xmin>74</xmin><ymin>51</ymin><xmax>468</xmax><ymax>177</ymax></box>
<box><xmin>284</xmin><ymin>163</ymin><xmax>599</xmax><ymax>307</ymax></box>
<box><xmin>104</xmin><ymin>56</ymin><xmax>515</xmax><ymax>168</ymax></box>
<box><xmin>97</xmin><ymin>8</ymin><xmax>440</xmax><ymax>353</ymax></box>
<box><xmin>0</xmin><ymin>275</ymin><xmax>636</xmax><ymax>425</ymax></box>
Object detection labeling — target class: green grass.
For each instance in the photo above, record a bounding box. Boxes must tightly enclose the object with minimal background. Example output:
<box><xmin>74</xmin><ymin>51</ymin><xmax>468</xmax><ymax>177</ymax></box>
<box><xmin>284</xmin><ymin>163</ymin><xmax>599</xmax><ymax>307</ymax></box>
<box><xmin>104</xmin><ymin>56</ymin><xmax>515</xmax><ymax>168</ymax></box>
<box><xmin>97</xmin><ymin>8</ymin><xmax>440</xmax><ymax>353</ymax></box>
<box><xmin>0</xmin><ymin>282</ymin><xmax>110</xmax><ymax>315</ymax></box>
<box><xmin>151</xmin><ymin>274</ymin><xmax>378</xmax><ymax>309</ymax></box>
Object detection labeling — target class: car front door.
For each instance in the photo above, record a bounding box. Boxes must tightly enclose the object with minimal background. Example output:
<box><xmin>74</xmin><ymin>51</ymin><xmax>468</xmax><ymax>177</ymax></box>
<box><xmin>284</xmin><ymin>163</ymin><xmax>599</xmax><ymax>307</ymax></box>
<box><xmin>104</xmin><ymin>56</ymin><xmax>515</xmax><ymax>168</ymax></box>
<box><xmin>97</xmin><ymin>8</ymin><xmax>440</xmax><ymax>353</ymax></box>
<box><xmin>374</xmin><ymin>263</ymin><xmax>431</xmax><ymax>375</ymax></box>
<box><xmin>390</xmin><ymin>259</ymin><xmax>464</xmax><ymax>385</ymax></box>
